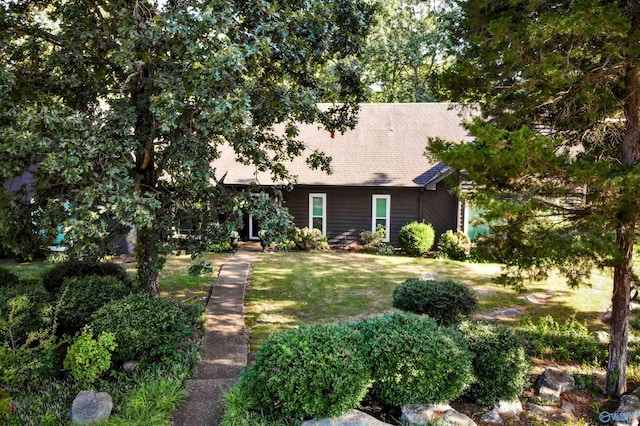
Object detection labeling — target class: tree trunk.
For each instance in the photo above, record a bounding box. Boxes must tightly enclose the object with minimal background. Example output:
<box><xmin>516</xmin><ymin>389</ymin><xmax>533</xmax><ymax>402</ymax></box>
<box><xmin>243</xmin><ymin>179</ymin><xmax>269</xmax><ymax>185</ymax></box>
<box><xmin>137</xmin><ymin>226</ymin><xmax>161</xmax><ymax>297</ymax></box>
<box><xmin>605</xmin><ymin>227</ymin><xmax>634</xmax><ymax>396</ymax></box>
<box><xmin>132</xmin><ymin>61</ymin><xmax>159</xmax><ymax>296</ymax></box>
<box><xmin>605</xmin><ymin>61</ymin><xmax>640</xmax><ymax>396</ymax></box>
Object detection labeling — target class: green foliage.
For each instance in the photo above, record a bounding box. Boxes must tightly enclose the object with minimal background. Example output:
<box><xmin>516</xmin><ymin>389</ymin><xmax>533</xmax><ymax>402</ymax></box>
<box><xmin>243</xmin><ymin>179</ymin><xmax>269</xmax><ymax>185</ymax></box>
<box><xmin>276</xmin><ymin>239</ymin><xmax>296</xmax><ymax>251</ymax></box>
<box><xmin>457</xmin><ymin>321</ymin><xmax>530</xmax><ymax>406</ymax></box>
<box><xmin>0</xmin><ymin>283</ymin><xmax>52</xmax><ymax>349</ymax></box>
<box><xmin>0</xmin><ymin>193</ymin><xmax>48</xmax><ymax>262</ymax></box>
<box><xmin>392</xmin><ymin>278</ymin><xmax>477</xmax><ymax>325</ymax></box>
<box><xmin>90</xmin><ymin>293</ymin><xmax>193</xmax><ymax>365</ymax></box>
<box><xmin>516</xmin><ymin>315</ymin><xmax>607</xmax><ymax>365</ymax></box>
<box><xmin>437</xmin><ymin>230</ymin><xmax>471</xmax><ymax>261</ymax></box>
<box><xmin>376</xmin><ymin>243</ymin><xmax>396</xmax><ymax>256</ymax></box>
<box><xmin>208</xmin><ymin>239</ymin><xmax>233</xmax><ymax>253</ymax></box>
<box><xmin>55</xmin><ymin>275</ymin><xmax>137</xmax><ymax>337</ymax></box>
<box><xmin>64</xmin><ymin>328</ymin><xmax>116</xmax><ymax>388</ymax></box>
<box><xmin>0</xmin><ymin>336</ymin><xmax>61</xmax><ymax>389</ymax></box>
<box><xmin>188</xmin><ymin>261</ymin><xmax>213</xmax><ymax>277</ymax></box>
<box><xmin>432</xmin><ymin>0</ymin><xmax>638</xmax><ymax>393</ymax></box>
<box><xmin>239</xmin><ymin>323</ymin><xmax>371</xmax><ymax>420</ymax></box>
<box><xmin>2</xmin><ymin>378</ymin><xmax>82</xmax><ymax>426</ymax></box>
<box><xmin>356</xmin><ymin>312</ymin><xmax>473</xmax><ymax>406</ymax></box>
<box><xmin>42</xmin><ymin>260</ymin><xmax>131</xmax><ymax>296</ymax></box>
<box><xmin>0</xmin><ymin>267</ymin><xmax>20</xmax><ymax>287</ymax></box>
<box><xmin>398</xmin><ymin>222</ymin><xmax>435</xmax><ymax>256</ymax></box>
<box><xmin>289</xmin><ymin>227</ymin><xmax>330</xmax><ymax>251</ymax></box>
<box><xmin>359</xmin><ymin>225</ymin><xmax>386</xmax><ymax>252</ymax></box>
<box><xmin>0</xmin><ymin>0</ymin><xmax>375</xmax><ymax>294</ymax></box>
<box><xmin>363</xmin><ymin>0</ymin><xmax>453</xmax><ymax>102</ymax></box>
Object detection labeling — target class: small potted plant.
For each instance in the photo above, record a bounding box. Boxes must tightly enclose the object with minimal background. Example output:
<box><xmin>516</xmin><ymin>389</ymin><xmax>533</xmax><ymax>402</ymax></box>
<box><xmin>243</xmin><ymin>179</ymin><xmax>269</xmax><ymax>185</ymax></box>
<box><xmin>230</xmin><ymin>230</ymin><xmax>240</xmax><ymax>251</ymax></box>
<box><xmin>258</xmin><ymin>229</ymin><xmax>270</xmax><ymax>252</ymax></box>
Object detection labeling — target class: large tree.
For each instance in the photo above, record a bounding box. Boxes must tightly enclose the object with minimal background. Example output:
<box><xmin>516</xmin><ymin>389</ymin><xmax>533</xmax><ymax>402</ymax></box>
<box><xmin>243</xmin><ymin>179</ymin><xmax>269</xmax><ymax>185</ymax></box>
<box><xmin>0</xmin><ymin>0</ymin><xmax>374</xmax><ymax>296</ymax></box>
<box><xmin>362</xmin><ymin>0</ymin><xmax>453</xmax><ymax>102</ymax></box>
<box><xmin>429</xmin><ymin>0</ymin><xmax>639</xmax><ymax>396</ymax></box>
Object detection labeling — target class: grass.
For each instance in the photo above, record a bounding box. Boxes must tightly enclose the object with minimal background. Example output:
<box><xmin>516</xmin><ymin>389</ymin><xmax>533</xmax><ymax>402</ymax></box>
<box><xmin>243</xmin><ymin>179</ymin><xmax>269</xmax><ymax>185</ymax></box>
<box><xmin>1</xmin><ymin>251</ymin><xmax>231</xmax><ymax>304</ymax></box>
<box><xmin>246</xmin><ymin>251</ymin><xmax>613</xmax><ymax>348</ymax></box>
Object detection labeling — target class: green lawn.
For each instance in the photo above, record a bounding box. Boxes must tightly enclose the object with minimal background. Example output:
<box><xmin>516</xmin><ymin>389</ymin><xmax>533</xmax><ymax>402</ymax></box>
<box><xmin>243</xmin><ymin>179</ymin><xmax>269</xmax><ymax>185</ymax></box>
<box><xmin>1</xmin><ymin>252</ymin><xmax>231</xmax><ymax>303</ymax></box>
<box><xmin>246</xmin><ymin>251</ymin><xmax>613</xmax><ymax>348</ymax></box>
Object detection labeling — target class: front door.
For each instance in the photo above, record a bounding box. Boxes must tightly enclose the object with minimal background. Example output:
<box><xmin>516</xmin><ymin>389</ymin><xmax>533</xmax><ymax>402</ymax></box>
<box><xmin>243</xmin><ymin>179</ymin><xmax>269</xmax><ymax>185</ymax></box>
<box><xmin>248</xmin><ymin>214</ymin><xmax>261</xmax><ymax>240</ymax></box>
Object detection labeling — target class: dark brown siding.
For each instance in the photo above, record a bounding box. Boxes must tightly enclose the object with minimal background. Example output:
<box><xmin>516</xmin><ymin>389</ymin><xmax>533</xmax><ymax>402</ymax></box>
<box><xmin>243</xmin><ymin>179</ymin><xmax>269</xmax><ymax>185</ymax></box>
<box><xmin>283</xmin><ymin>183</ymin><xmax>459</xmax><ymax>246</ymax></box>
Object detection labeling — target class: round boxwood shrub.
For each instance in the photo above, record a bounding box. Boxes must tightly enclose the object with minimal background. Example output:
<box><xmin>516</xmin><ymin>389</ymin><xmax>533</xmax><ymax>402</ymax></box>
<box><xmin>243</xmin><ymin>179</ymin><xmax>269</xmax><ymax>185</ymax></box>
<box><xmin>398</xmin><ymin>222</ymin><xmax>435</xmax><ymax>256</ymax></box>
<box><xmin>90</xmin><ymin>293</ymin><xmax>193</xmax><ymax>365</ymax></box>
<box><xmin>0</xmin><ymin>283</ymin><xmax>52</xmax><ymax>347</ymax></box>
<box><xmin>55</xmin><ymin>275</ymin><xmax>138</xmax><ymax>337</ymax></box>
<box><xmin>437</xmin><ymin>230</ymin><xmax>471</xmax><ymax>261</ymax></box>
<box><xmin>42</xmin><ymin>260</ymin><xmax>132</xmax><ymax>296</ymax></box>
<box><xmin>244</xmin><ymin>323</ymin><xmax>371</xmax><ymax>420</ymax></box>
<box><xmin>392</xmin><ymin>278</ymin><xmax>477</xmax><ymax>325</ymax></box>
<box><xmin>0</xmin><ymin>266</ymin><xmax>20</xmax><ymax>287</ymax></box>
<box><xmin>356</xmin><ymin>312</ymin><xmax>474</xmax><ymax>406</ymax></box>
<box><xmin>457</xmin><ymin>321</ymin><xmax>531</xmax><ymax>406</ymax></box>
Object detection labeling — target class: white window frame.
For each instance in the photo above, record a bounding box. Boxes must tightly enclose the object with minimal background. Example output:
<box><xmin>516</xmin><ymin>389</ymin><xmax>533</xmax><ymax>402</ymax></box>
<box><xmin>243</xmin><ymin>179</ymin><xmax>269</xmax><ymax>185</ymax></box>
<box><xmin>309</xmin><ymin>193</ymin><xmax>327</xmax><ymax>236</ymax></box>
<box><xmin>372</xmin><ymin>194</ymin><xmax>391</xmax><ymax>242</ymax></box>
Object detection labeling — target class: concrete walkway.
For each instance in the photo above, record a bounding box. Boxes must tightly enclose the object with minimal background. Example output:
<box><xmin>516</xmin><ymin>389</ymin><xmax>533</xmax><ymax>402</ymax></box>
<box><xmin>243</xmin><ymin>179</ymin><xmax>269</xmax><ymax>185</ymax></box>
<box><xmin>172</xmin><ymin>243</ymin><xmax>260</xmax><ymax>426</ymax></box>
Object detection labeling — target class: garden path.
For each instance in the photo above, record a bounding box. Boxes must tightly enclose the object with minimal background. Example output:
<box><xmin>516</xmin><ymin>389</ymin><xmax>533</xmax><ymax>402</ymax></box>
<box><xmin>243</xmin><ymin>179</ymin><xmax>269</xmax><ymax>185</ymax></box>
<box><xmin>171</xmin><ymin>242</ymin><xmax>260</xmax><ymax>426</ymax></box>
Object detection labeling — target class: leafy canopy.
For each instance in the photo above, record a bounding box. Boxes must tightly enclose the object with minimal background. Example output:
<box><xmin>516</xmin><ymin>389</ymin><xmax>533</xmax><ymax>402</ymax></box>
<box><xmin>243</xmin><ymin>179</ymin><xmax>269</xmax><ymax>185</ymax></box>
<box><xmin>0</xmin><ymin>0</ymin><xmax>375</xmax><ymax>289</ymax></box>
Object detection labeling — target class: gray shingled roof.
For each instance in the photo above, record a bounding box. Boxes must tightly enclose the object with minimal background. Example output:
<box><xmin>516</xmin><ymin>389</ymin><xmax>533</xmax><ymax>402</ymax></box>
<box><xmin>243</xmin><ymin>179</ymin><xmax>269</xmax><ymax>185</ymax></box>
<box><xmin>215</xmin><ymin>103</ymin><xmax>476</xmax><ymax>188</ymax></box>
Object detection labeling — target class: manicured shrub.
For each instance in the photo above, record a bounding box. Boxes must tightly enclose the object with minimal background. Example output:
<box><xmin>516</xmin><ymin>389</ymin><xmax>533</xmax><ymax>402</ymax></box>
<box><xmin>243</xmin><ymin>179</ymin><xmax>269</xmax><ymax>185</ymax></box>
<box><xmin>392</xmin><ymin>278</ymin><xmax>477</xmax><ymax>325</ymax></box>
<box><xmin>0</xmin><ymin>267</ymin><xmax>20</xmax><ymax>288</ymax></box>
<box><xmin>242</xmin><ymin>323</ymin><xmax>371</xmax><ymax>419</ymax></box>
<box><xmin>356</xmin><ymin>312</ymin><xmax>474</xmax><ymax>406</ymax></box>
<box><xmin>64</xmin><ymin>328</ymin><xmax>117</xmax><ymax>388</ymax></box>
<box><xmin>516</xmin><ymin>315</ymin><xmax>607</xmax><ymax>364</ymax></box>
<box><xmin>437</xmin><ymin>230</ymin><xmax>471</xmax><ymax>261</ymax></box>
<box><xmin>55</xmin><ymin>275</ymin><xmax>138</xmax><ymax>337</ymax></box>
<box><xmin>42</xmin><ymin>260</ymin><xmax>132</xmax><ymax>296</ymax></box>
<box><xmin>457</xmin><ymin>321</ymin><xmax>531</xmax><ymax>406</ymax></box>
<box><xmin>398</xmin><ymin>222</ymin><xmax>435</xmax><ymax>256</ymax></box>
<box><xmin>90</xmin><ymin>293</ymin><xmax>193</xmax><ymax>365</ymax></box>
<box><xmin>0</xmin><ymin>336</ymin><xmax>61</xmax><ymax>388</ymax></box>
<box><xmin>359</xmin><ymin>225</ymin><xmax>386</xmax><ymax>252</ymax></box>
<box><xmin>0</xmin><ymin>283</ymin><xmax>52</xmax><ymax>348</ymax></box>
<box><xmin>289</xmin><ymin>227</ymin><xmax>330</xmax><ymax>251</ymax></box>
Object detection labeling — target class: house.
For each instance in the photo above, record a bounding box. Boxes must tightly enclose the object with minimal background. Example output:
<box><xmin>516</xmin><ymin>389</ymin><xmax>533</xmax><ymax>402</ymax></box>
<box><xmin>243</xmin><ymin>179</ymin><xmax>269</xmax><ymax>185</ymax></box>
<box><xmin>216</xmin><ymin>103</ymin><xmax>477</xmax><ymax>246</ymax></box>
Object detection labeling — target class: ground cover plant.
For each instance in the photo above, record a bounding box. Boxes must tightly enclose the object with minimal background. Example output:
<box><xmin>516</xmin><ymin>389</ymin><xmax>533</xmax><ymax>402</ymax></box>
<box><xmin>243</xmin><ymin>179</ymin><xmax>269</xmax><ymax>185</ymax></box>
<box><xmin>0</xmin><ymin>252</ymin><xmax>227</xmax><ymax>425</ymax></box>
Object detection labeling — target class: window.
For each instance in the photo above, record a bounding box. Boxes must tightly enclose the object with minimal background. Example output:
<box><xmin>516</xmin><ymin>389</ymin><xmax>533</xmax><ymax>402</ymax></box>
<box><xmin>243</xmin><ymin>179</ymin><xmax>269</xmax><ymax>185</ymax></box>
<box><xmin>309</xmin><ymin>193</ymin><xmax>327</xmax><ymax>235</ymax></box>
<box><xmin>372</xmin><ymin>194</ymin><xmax>390</xmax><ymax>242</ymax></box>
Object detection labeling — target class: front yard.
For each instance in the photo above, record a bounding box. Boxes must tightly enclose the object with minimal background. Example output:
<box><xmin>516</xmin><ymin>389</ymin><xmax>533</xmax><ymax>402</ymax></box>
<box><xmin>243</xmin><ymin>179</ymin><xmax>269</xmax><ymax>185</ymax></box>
<box><xmin>247</xmin><ymin>251</ymin><xmax>613</xmax><ymax>349</ymax></box>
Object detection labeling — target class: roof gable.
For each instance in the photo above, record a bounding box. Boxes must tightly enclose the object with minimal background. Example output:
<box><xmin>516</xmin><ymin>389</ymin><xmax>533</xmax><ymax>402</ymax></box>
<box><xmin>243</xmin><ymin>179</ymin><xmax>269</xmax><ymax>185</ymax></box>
<box><xmin>216</xmin><ymin>103</ymin><xmax>476</xmax><ymax>187</ymax></box>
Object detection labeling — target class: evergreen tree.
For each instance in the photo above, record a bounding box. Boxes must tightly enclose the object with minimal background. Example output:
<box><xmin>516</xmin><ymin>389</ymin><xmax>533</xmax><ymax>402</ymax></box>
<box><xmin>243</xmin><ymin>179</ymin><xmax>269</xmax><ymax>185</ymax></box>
<box><xmin>429</xmin><ymin>0</ymin><xmax>640</xmax><ymax>396</ymax></box>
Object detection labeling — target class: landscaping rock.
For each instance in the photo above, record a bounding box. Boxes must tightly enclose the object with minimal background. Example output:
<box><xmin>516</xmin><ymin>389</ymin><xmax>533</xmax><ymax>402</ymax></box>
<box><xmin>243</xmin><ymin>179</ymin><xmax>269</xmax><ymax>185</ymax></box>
<box><xmin>421</xmin><ymin>273</ymin><xmax>436</xmax><ymax>281</ymax></box>
<box><xmin>612</xmin><ymin>394</ymin><xmax>640</xmax><ymax>426</ymax></box>
<box><xmin>526</xmin><ymin>403</ymin><xmax>550</xmax><ymax>416</ymax></box>
<box><xmin>495</xmin><ymin>400</ymin><xmax>522</xmax><ymax>417</ymax></box>
<box><xmin>438</xmin><ymin>409</ymin><xmax>477</xmax><ymax>426</ymax></box>
<box><xmin>400</xmin><ymin>404</ymin><xmax>475</xmax><ymax>426</ymax></box>
<box><xmin>479</xmin><ymin>409</ymin><xmax>502</xmax><ymax>424</ymax></box>
<box><xmin>122</xmin><ymin>361</ymin><xmax>139</xmax><ymax>373</ymax></box>
<box><xmin>69</xmin><ymin>391</ymin><xmax>113</xmax><ymax>425</ymax></box>
<box><xmin>401</xmin><ymin>404</ymin><xmax>452</xmax><ymax>425</ymax></box>
<box><xmin>594</xmin><ymin>331</ymin><xmax>610</xmax><ymax>344</ymax></box>
<box><xmin>301</xmin><ymin>409</ymin><xmax>392</xmax><ymax>426</ymax></box>
<box><xmin>536</xmin><ymin>367</ymin><xmax>575</xmax><ymax>402</ymax></box>
<box><xmin>561</xmin><ymin>402</ymin><xmax>575</xmax><ymax>417</ymax></box>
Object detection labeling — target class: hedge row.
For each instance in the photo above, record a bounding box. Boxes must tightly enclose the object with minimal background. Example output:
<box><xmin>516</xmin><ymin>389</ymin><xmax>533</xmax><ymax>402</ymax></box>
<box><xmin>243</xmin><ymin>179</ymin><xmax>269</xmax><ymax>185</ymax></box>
<box><xmin>224</xmin><ymin>313</ymin><xmax>530</xmax><ymax>423</ymax></box>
